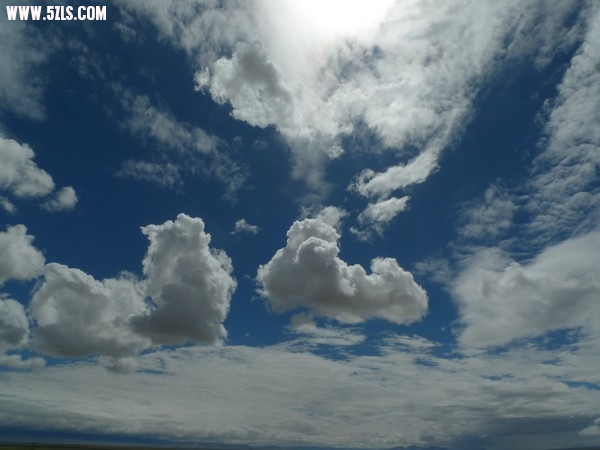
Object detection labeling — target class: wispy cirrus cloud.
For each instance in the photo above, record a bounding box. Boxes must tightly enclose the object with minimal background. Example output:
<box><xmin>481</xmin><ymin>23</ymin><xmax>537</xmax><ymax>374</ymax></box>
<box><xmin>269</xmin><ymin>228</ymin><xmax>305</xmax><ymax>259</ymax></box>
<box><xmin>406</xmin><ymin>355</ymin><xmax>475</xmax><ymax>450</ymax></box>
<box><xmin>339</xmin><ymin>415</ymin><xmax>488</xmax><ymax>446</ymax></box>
<box><xmin>116</xmin><ymin>90</ymin><xmax>247</xmax><ymax>197</ymax></box>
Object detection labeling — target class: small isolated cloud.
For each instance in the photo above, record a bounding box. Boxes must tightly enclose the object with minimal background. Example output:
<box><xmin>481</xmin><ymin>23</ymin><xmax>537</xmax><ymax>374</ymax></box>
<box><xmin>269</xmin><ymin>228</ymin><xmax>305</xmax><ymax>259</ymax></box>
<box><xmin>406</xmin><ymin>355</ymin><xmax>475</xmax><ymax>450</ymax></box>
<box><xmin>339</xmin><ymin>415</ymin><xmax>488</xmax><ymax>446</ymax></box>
<box><xmin>0</xmin><ymin>196</ymin><xmax>16</xmax><ymax>214</ymax></box>
<box><xmin>353</xmin><ymin>150</ymin><xmax>439</xmax><ymax>200</ymax></box>
<box><xmin>42</xmin><ymin>186</ymin><xmax>78</xmax><ymax>212</ymax></box>
<box><xmin>257</xmin><ymin>217</ymin><xmax>428</xmax><ymax>324</ymax></box>
<box><xmin>453</xmin><ymin>231</ymin><xmax>600</xmax><ymax>348</ymax></box>
<box><xmin>0</xmin><ymin>136</ymin><xmax>78</xmax><ymax>212</ymax></box>
<box><xmin>232</xmin><ymin>218</ymin><xmax>259</xmax><ymax>235</ymax></box>
<box><xmin>132</xmin><ymin>214</ymin><xmax>236</xmax><ymax>345</ymax></box>
<box><xmin>0</xmin><ymin>136</ymin><xmax>54</xmax><ymax>199</ymax></box>
<box><xmin>353</xmin><ymin>196</ymin><xmax>410</xmax><ymax>239</ymax></box>
<box><xmin>0</xmin><ymin>224</ymin><xmax>45</xmax><ymax>285</ymax></box>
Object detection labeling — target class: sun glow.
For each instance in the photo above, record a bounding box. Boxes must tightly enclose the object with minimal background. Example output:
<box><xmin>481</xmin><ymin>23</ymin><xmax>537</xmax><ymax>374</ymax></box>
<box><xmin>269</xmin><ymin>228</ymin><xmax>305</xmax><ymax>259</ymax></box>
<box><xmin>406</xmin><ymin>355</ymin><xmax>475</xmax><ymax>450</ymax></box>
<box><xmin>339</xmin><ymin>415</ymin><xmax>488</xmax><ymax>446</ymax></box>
<box><xmin>288</xmin><ymin>0</ymin><xmax>395</xmax><ymax>39</ymax></box>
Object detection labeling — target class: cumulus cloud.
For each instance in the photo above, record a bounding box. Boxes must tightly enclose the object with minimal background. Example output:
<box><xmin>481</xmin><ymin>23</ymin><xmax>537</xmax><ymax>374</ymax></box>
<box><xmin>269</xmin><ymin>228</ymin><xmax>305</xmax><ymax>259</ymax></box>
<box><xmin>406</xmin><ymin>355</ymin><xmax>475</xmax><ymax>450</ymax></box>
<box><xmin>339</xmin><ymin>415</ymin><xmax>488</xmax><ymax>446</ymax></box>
<box><xmin>257</xmin><ymin>217</ymin><xmax>427</xmax><ymax>324</ymax></box>
<box><xmin>30</xmin><ymin>263</ymin><xmax>149</xmax><ymax>358</ymax></box>
<box><xmin>232</xmin><ymin>218</ymin><xmax>259</xmax><ymax>235</ymax></box>
<box><xmin>0</xmin><ymin>298</ymin><xmax>29</xmax><ymax>350</ymax></box>
<box><xmin>0</xmin><ymin>298</ymin><xmax>44</xmax><ymax>369</ymax></box>
<box><xmin>28</xmin><ymin>214</ymin><xmax>236</xmax><ymax>359</ymax></box>
<box><xmin>132</xmin><ymin>214</ymin><xmax>236</xmax><ymax>345</ymax></box>
<box><xmin>42</xmin><ymin>186</ymin><xmax>78</xmax><ymax>212</ymax></box>
<box><xmin>0</xmin><ymin>136</ymin><xmax>78</xmax><ymax>212</ymax></box>
<box><xmin>0</xmin><ymin>224</ymin><xmax>45</xmax><ymax>285</ymax></box>
<box><xmin>0</xmin><ymin>136</ymin><xmax>54</xmax><ymax>199</ymax></box>
<box><xmin>453</xmin><ymin>231</ymin><xmax>600</xmax><ymax>348</ymax></box>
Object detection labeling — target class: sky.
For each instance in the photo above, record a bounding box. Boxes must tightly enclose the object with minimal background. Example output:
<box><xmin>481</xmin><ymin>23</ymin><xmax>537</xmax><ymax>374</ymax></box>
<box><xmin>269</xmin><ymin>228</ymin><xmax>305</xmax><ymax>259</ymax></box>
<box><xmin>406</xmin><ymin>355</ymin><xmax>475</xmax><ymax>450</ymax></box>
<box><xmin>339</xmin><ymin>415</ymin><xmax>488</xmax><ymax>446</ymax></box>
<box><xmin>1</xmin><ymin>1</ymin><xmax>600</xmax><ymax>449</ymax></box>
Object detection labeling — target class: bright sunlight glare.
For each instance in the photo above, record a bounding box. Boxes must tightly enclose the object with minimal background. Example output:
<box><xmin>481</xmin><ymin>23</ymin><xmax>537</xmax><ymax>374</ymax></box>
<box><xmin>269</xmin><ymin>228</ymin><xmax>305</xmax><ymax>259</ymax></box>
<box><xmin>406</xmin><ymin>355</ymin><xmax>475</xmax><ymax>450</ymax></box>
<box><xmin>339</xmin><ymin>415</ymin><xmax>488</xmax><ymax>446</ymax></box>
<box><xmin>288</xmin><ymin>0</ymin><xmax>395</xmax><ymax>38</ymax></box>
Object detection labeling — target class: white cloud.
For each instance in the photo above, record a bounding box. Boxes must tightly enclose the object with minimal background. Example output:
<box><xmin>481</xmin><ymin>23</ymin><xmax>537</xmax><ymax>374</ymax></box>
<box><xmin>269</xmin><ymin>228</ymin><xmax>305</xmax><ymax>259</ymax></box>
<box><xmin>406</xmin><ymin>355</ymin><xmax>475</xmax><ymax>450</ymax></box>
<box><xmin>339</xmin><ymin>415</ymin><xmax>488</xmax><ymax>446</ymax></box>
<box><xmin>120</xmin><ymin>1</ymin><xmax>589</xmax><ymax>202</ymax></box>
<box><xmin>29</xmin><ymin>215</ymin><xmax>237</xmax><ymax>357</ymax></box>
<box><xmin>581</xmin><ymin>417</ymin><xmax>600</xmax><ymax>437</ymax></box>
<box><xmin>0</xmin><ymin>18</ymin><xmax>50</xmax><ymax>120</ymax></box>
<box><xmin>42</xmin><ymin>186</ymin><xmax>78</xmax><ymax>212</ymax></box>
<box><xmin>447</xmin><ymin>5</ymin><xmax>600</xmax><ymax>350</ymax></box>
<box><xmin>453</xmin><ymin>231</ymin><xmax>600</xmax><ymax>348</ymax></box>
<box><xmin>353</xmin><ymin>149</ymin><xmax>440</xmax><ymax>200</ymax></box>
<box><xmin>30</xmin><ymin>263</ymin><xmax>149</xmax><ymax>358</ymax></box>
<box><xmin>0</xmin><ymin>297</ymin><xmax>44</xmax><ymax>369</ymax></box>
<box><xmin>0</xmin><ymin>196</ymin><xmax>16</xmax><ymax>214</ymax></box>
<box><xmin>0</xmin><ymin>136</ymin><xmax>78</xmax><ymax>212</ymax></box>
<box><xmin>524</xmin><ymin>4</ymin><xmax>600</xmax><ymax>245</ymax></box>
<box><xmin>257</xmin><ymin>217</ymin><xmax>427</xmax><ymax>324</ymax></box>
<box><xmin>355</xmin><ymin>196</ymin><xmax>410</xmax><ymax>238</ymax></box>
<box><xmin>0</xmin><ymin>136</ymin><xmax>55</xmax><ymax>199</ymax></box>
<box><xmin>2</xmin><ymin>338</ymin><xmax>600</xmax><ymax>449</ymax></box>
<box><xmin>0</xmin><ymin>298</ymin><xmax>29</xmax><ymax>350</ymax></box>
<box><xmin>0</xmin><ymin>224</ymin><xmax>45</xmax><ymax>286</ymax></box>
<box><xmin>457</xmin><ymin>185</ymin><xmax>516</xmax><ymax>242</ymax></box>
<box><xmin>132</xmin><ymin>214</ymin><xmax>236</xmax><ymax>345</ymax></box>
<box><xmin>117</xmin><ymin>91</ymin><xmax>247</xmax><ymax>197</ymax></box>
<box><xmin>300</xmin><ymin>205</ymin><xmax>348</xmax><ymax>230</ymax></box>
<box><xmin>286</xmin><ymin>313</ymin><xmax>366</xmax><ymax>348</ymax></box>
<box><xmin>232</xmin><ymin>218</ymin><xmax>259</xmax><ymax>235</ymax></box>
<box><xmin>117</xmin><ymin>160</ymin><xmax>181</xmax><ymax>189</ymax></box>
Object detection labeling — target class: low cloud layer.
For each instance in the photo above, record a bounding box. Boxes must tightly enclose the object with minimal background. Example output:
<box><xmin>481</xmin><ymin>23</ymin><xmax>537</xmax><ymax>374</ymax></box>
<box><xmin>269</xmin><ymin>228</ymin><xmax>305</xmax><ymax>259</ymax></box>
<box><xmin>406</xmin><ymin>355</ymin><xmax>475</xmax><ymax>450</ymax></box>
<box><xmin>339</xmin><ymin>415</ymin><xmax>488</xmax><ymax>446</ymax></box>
<box><xmin>258</xmin><ymin>217</ymin><xmax>427</xmax><ymax>324</ymax></box>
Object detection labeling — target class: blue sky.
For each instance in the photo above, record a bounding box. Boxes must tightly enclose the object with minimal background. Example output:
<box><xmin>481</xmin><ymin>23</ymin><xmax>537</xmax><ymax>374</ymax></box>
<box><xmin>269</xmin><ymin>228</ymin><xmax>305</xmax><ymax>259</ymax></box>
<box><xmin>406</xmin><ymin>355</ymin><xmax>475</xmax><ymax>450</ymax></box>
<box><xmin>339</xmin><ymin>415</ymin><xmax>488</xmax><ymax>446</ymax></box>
<box><xmin>1</xmin><ymin>1</ymin><xmax>600</xmax><ymax>449</ymax></box>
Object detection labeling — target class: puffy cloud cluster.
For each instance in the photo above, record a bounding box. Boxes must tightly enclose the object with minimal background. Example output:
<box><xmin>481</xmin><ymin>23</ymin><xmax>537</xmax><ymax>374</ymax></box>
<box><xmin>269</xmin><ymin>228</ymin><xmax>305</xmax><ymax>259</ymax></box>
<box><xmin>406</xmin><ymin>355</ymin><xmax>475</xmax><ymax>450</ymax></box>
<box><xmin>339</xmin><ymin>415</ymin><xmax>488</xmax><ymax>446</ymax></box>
<box><xmin>453</xmin><ymin>231</ymin><xmax>600</xmax><ymax>348</ymax></box>
<box><xmin>0</xmin><ymin>224</ymin><xmax>45</xmax><ymax>285</ymax></box>
<box><xmin>0</xmin><ymin>298</ymin><xmax>44</xmax><ymax>368</ymax></box>
<box><xmin>22</xmin><ymin>214</ymin><xmax>236</xmax><ymax>362</ymax></box>
<box><xmin>257</xmin><ymin>218</ymin><xmax>427</xmax><ymax>324</ymax></box>
<box><xmin>30</xmin><ymin>264</ymin><xmax>149</xmax><ymax>358</ymax></box>
<box><xmin>0</xmin><ymin>136</ymin><xmax>77</xmax><ymax>212</ymax></box>
<box><xmin>0</xmin><ymin>136</ymin><xmax>54</xmax><ymax>199</ymax></box>
<box><xmin>0</xmin><ymin>298</ymin><xmax>29</xmax><ymax>350</ymax></box>
<box><xmin>132</xmin><ymin>214</ymin><xmax>236</xmax><ymax>345</ymax></box>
